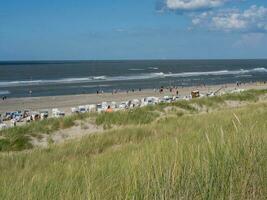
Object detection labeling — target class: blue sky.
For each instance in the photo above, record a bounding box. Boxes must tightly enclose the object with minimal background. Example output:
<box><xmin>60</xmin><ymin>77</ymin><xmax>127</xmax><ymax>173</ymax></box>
<box><xmin>0</xmin><ymin>0</ymin><xmax>267</xmax><ymax>60</ymax></box>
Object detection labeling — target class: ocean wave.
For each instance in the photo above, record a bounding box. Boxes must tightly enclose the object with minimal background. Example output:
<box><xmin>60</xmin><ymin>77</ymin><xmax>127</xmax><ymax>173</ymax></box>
<box><xmin>0</xmin><ymin>78</ymin><xmax>91</xmax><ymax>87</ymax></box>
<box><xmin>0</xmin><ymin>90</ymin><xmax>10</xmax><ymax>95</ymax></box>
<box><xmin>252</xmin><ymin>67</ymin><xmax>267</xmax><ymax>72</ymax></box>
<box><xmin>128</xmin><ymin>68</ymin><xmax>145</xmax><ymax>71</ymax></box>
<box><xmin>164</xmin><ymin>68</ymin><xmax>267</xmax><ymax>78</ymax></box>
<box><xmin>148</xmin><ymin>67</ymin><xmax>159</xmax><ymax>70</ymax></box>
<box><xmin>0</xmin><ymin>67</ymin><xmax>266</xmax><ymax>87</ymax></box>
<box><xmin>92</xmin><ymin>76</ymin><xmax>107</xmax><ymax>80</ymax></box>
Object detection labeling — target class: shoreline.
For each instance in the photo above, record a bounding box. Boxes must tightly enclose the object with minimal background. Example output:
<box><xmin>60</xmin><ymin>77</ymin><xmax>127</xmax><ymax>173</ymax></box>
<box><xmin>1</xmin><ymin>82</ymin><xmax>267</xmax><ymax>114</ymax></box>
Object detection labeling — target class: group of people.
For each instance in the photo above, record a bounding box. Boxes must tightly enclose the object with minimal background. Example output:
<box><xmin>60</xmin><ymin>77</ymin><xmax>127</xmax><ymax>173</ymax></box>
<box><xmin>97</xmin><ymin>88</ymin><xmax>143</xmax><ymax>95</ymax></box>
<box><xmin>158</xmin><ymin>86</ymin><xmax>179</xmax><ymax>96</ymax></box>
<box><xmin>96</xmin><ymin>87</ymin><xmax>181</xmax><ymax>96</ymax></box>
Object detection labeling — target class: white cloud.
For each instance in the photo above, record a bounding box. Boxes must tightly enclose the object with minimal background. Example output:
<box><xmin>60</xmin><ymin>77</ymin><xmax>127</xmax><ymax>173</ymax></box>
<box><xmin>165</xmin><ymin>0</ymin><xmax>227</xmax><ymax>11</ymax></box>
<box><xmin>212</xmin><ymin>10</ymin><xmax>248</xmax><ymax>30</ymax></box>
<box><xmin>191</xmin><ymin>5</ymin><xmax>267</xmax><ymax>31</ymax></box>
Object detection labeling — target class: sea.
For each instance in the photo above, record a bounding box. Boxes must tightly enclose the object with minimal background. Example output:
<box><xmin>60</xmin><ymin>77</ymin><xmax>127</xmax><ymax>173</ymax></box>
<box><xmin>0</xmin><ymin>59</ymin><xmax>267</xmax><ymax>98</ymax></box>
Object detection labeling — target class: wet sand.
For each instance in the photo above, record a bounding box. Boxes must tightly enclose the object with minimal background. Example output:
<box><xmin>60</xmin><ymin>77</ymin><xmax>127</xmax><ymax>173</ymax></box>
<box><xmin>0</xmin><ymin>83</ymin><xmax>267</xmax><ymax>115</ymax></box>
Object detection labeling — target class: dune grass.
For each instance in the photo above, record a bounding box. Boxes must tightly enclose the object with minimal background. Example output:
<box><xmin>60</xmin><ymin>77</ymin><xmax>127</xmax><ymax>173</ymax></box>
<box><xmin>95</xmin><ymin>108</ymin><xmax>159</xmax><ymax>128</ymax></box>
<box><xmin>0</xmin><ymin>113</ymin><xmax>92</xmax><ymax>151</ymax></box>
<box><xmin>191</xmin><ymin>89</ymin><xmax>267</xmax><ymax>108</ymax></box>
<box><xmin>0</xmin><ymin>102</ymin><xmax>266</xmax><ymax>199</ymax></box>
<box><xmin>222</xmin><ymin>89</ymin><xmax>267</xmax><ymax>102</ymax></box>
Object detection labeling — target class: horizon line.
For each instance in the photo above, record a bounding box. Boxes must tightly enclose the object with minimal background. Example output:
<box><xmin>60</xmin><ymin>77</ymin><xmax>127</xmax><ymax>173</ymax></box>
<box><xmin>1</xmin><ymin>58</ymin><xmax>267</xmax><ymax>63</ymax></box>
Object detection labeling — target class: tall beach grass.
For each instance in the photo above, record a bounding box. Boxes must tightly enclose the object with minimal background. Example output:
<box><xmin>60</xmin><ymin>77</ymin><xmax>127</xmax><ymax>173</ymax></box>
<box><xmin>0</xmin><ymin>101</ymin><xmax>266</xmax><ymax>199</ymax></box>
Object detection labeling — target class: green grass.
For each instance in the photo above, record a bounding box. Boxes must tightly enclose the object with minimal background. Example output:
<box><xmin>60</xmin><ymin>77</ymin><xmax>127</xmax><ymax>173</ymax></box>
<box><xmin>171</xmin><ymin>100</ymin><xmax>198</xmax><ymax>111</ymax></box>
<box><xmin>95</xmin><ymin>108</ymin><xmax>159</xmax><ymax>127</ymax></box>
<box><xmin>222</xmin><ymin>89</ymin><xmax>267</xmax><ymax>102</ymax></box>
<box><xmin>0</xmin><ymin>113</ymin><xmax>92</xmax><ymax>152</ymax></box>
<box><xmin>0</xmin><ymin>102</ymin><xmax>266</xmax><ymax>199</ymax></box>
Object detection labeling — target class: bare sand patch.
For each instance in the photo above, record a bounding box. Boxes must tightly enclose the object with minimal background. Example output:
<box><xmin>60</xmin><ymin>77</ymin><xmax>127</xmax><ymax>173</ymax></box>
<box><xmin>30</xmin><ymin>121</ymin><xmax>103</xmax><ymax>148</ymax></box>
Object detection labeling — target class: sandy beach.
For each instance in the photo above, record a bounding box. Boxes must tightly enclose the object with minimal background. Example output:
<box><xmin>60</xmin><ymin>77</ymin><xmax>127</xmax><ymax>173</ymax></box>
<box><xmin>1</xmin><ymin>82</ymin><xmax>267</xmax><ymax>115</ymax></box>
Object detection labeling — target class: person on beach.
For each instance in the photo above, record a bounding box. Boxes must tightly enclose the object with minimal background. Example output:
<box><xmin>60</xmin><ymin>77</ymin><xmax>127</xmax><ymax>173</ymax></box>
<box><xmin>11</xmin><ymin>119</ymin><xmax>16</xmax><ymax>127</ymax></box>
<box><xmin>106</xmin><ymin>105</ymin><xmax>113</xmax><ymax>113</ymax></box>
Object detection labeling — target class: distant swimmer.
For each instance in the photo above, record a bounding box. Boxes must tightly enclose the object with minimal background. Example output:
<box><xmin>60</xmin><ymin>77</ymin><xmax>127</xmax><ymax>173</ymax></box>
<box><xmin>29</xmin><ymin>90</ymin><xmax>32</xmax><ymax>95</ymax></box>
